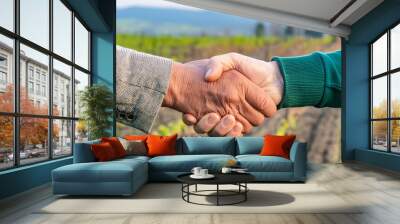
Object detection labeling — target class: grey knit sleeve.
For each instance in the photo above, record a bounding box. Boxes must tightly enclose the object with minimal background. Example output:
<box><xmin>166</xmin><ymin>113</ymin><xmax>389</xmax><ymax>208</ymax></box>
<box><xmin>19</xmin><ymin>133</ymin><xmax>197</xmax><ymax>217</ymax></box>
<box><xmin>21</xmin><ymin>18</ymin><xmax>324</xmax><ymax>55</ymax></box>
<box><xmin>116</xmin><ymin>46</ymin><xmax>173</xmax><ymax>133</ymax></box>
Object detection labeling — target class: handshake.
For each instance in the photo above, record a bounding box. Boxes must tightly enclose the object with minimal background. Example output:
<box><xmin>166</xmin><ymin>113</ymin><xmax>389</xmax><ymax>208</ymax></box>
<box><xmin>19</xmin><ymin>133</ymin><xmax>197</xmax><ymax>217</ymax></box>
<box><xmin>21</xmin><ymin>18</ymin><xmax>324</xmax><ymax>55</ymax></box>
<box><xmin>162</xmin><ymin>53</ymin><xmax>284</xmax><ymax>137</ymax></box>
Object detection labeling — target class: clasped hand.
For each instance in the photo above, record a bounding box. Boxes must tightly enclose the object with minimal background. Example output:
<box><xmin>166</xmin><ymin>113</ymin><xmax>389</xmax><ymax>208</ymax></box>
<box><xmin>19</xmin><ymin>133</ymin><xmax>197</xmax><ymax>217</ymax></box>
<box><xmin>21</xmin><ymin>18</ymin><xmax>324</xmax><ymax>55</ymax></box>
<box><xmin>162</xmin><ymin>53</ymin><xmax>284</xmax><ymax>136</ymax></box>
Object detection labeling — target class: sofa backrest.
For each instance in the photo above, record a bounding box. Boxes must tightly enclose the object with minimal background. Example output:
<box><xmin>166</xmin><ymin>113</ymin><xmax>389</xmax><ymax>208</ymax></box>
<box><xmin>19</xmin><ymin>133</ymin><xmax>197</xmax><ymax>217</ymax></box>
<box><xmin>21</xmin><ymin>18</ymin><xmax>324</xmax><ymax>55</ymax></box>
<box><xmin>179</xmin><ymin>137</ymin><xmax>235</xmax><ymax>155</ymax></box>
<box><xmin>235</xmin><ymin>137</ymin><xmax>264</xmax><ymax>155</ymax></box>
<box><xmin>73</xmin><ymin>139</ymin><xmax>100</xmax><ymax>163</ymax></box>
<box><xmin>74</xmin><ymin>136</ymin><xmax>302</xmax><ymax>160</ymax></box>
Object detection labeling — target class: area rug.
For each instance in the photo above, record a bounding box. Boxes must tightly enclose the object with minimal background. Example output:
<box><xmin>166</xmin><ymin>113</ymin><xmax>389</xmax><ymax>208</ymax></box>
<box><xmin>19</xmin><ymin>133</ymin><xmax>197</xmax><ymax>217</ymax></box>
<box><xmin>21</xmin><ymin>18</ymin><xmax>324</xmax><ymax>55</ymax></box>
<box><xmin>37</xmin><ymin>183</ymin><xmax>362</xmax><ymax>214</ymax></box>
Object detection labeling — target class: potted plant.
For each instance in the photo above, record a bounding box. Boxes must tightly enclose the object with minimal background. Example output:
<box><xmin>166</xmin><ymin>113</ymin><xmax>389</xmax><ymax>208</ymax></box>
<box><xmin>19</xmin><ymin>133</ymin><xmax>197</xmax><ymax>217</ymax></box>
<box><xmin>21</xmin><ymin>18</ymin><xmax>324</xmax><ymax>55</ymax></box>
<box><xmin>79</xmin><ymin>84</ymin><xmax>113</xmax><ymax>140</ymax></box>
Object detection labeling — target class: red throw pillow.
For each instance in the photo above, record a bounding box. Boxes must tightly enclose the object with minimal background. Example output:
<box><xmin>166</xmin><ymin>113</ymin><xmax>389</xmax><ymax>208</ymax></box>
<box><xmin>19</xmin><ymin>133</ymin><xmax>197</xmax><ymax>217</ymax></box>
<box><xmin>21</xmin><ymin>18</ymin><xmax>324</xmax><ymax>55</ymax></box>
<box><xmin>91</xmin><ymin>142</ymin><xmax>117</xmax><ymax>162</ymax></box>
<box><xmin>124</xmin><ymin>135</ymin><xmax>148</xmax><ymax>141</ymax></box>
<box><xmin>260</xmin><ymin>135</ymin><xmax>296</xmax><ymax>159</ymax></box>
<box><xmin>101</xmin><ymin>137</ymin><xmax>126</xmax><ymax>158</ymax></box>
<box><xmin>146</xmin><ymin>134</ymin><xmax>177</xmax><ymax>157</ymax></box>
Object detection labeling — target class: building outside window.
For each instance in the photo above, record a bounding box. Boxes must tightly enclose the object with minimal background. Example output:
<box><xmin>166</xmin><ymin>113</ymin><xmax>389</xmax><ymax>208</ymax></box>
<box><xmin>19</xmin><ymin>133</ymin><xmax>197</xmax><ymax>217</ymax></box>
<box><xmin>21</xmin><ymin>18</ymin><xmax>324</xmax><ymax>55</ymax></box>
<box><xmin>0</xmin><ymin>71</ymin><xmax>6</xmax><ymax>84</ymax></box>
<box><xmin>35</xmin><ymin>83</ymin><xmax>40</xmax><ymax>95</ymax></box>
<box><xmin>0</xmin><ymin>54</ymin><xmax>7</xmax><ymax>67</ymax></box>
<box><xmin>28</xmin><ymin>66</ymin><xmax>34</xmax><ymax>80</ymax></box>
<box><xmin>35</xmin><ymin>70</ymin><xmax>40</xmax><ymax>81</ymax></box>
<box><xmin>41</xmin><ymin>73</ymin><xmax>46</xmax><ymax>83</ymax></box>
<box><xmin>370</xmin><ymin>23</ymin><xmax>400</xmax><ymax>154</ymax></box>
<box><xmin>41</xmin><ymin>85</ymin><xmax>46</xmax><ymax>97</ymax></box>
<box><xmin>0</xmin><ymin>54</ymin><xmax>7</xmax><ymax>89</ymax></box>
<box><xmin>0</xmin><ymin>0</ymin><xmax>91</xmax><ymax>170</ymax></box>
<box><xmin>28</xmin><ymin>81</ymin><xmax>34</xmax><ymax>94</ymax></box>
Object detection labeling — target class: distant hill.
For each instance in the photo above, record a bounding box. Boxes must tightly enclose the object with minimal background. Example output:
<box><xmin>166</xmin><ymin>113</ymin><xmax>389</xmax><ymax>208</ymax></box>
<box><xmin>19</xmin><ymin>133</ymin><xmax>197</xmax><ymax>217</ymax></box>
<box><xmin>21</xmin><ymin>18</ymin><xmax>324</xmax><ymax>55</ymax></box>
<box><xmin>117</xmin><ymin>7</ymin><xmax>261</xmax><ymax>35</ymax></box>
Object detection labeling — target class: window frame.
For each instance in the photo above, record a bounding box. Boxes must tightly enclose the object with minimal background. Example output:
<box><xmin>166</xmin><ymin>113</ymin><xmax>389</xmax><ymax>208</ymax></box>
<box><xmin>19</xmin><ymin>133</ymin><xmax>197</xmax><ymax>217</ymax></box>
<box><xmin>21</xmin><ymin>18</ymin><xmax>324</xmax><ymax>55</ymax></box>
<box><xmin>370</xmin><ymin>20</ymin><xmax>400</xmax><ymax>154</ymax></box>
<box><xmin>0</xmin><ymin>0</ymin><xmax>92</xmax><ymax>171</ymax></box>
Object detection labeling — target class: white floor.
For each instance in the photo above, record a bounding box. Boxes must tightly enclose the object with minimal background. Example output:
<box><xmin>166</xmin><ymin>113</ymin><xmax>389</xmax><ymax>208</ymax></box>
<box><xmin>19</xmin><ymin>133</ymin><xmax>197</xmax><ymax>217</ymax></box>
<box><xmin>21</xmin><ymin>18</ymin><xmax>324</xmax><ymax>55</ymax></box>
<box><xmin>1</xmin><ymin>162</ymin><xmax>400</xmax><ymax>224</ymax></box>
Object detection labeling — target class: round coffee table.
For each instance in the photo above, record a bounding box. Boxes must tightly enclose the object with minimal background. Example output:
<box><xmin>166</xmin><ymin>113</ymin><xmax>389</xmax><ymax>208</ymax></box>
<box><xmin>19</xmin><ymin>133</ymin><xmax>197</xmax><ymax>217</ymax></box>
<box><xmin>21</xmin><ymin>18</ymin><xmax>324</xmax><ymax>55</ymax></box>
<box><xmin>177</xmin><ymin>173</ymin><xmax>255</xmax><ymax>206</ymax></box>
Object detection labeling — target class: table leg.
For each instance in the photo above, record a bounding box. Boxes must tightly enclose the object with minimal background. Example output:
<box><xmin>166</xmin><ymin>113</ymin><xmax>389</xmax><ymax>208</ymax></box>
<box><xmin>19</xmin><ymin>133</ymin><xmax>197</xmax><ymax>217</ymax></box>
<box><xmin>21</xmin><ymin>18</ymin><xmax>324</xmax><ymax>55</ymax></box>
<box><xmin>245</xmin><ymin>183</ymin><xmax>247</xmax><ymax>201</ymax></box>
<box><xmin>181</xmin><ymin>184</ymin><xmax>183</xmax><ymax>199</ymax></box>
<box><xmin>187</xmin><ymin>184</ymin><xmax>190</xmax><ymax>202</ymax></box>
<box><xmin>217</xmin><ymin>184</ymin><xmax>219</xmax><ymax>206</ymax></box>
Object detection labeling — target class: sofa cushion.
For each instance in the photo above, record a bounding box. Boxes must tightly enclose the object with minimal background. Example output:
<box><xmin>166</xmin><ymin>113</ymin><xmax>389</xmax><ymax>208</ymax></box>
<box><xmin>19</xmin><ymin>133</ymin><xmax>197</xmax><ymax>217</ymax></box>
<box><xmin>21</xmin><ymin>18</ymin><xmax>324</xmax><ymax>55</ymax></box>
<box><xmin>101</xmin><ymin>137</ymin><xmax>127</xmax><ymax>158</ymax></box>
<box><xmin>147</xmin><ymin>134</ymin><xmax>177</xmax><ymax>157</ymax></box>
<box><xmin>119</xmin><ymin>138</ymin><xmax>147</xmax><ymax>156</ymax></box>
<box><xmin>236</xmin><ymin>155</ymin><xmax>293</xmax><ymax>172</ymax></box>
<box><xmin>180</xmin><ymin>137</ymin><xmax>235</xmax><ymax>155</ymax></box>
<box><xmin>235</xmin><ymin>137</ymin><xmax>264</xmax><ymax>155</ymax></box>
<box><xmin>116</xmin><ymin>155</ymin><xmax>150</xmax><ymax>163</ymax></box>
<box><xmin>91</xmin><ymin>142</ymin><xmax>118</xmax><ymax>161</ymax></box>
<box><xmin>260</xmin><ymin>135</ymin><xmax>296</xmax><ymax>159</ymax></box>
<box><xmin>149</xmin><ymin>154</ymin><xmax>235</xmax><ymax>172</ymax></box>
<box><xmin>53</xmin><ymin>158</ymin><xmax>147</xmax><ymax>183</ymax></box>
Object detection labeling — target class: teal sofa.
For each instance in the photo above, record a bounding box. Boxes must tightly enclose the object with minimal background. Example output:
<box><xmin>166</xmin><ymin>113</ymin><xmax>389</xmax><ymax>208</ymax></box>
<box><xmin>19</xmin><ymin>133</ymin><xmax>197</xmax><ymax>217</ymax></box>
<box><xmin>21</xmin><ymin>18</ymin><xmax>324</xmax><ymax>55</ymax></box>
<box><xmin>52</xmin><ymin>137</ymin><xmax>307</xmax><ymax>196</ymax></box>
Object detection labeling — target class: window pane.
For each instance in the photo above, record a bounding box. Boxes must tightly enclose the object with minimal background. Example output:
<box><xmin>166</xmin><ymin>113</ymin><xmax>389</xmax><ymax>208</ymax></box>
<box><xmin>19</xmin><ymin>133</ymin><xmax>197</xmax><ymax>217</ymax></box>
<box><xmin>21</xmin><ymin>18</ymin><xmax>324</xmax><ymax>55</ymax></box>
<box><xmin>75</xmin><ymin>120</ymin><xmax>88</xmax><ymax>143</ymax></box>
<box><xmin>0</xmin><ymin>0</ymin><xmax>14</xmax><ymax>31</ymax></box>
<box><xmin>20</xmin><ymin>0</ymin><xmax>49</xmax><ymax>49</ymax></box>
<box><xmin>20</xmin><ymin>117</ymin><xmax>49</xmax><ymax>165</ymax></box>
<box><xmin>20</xmin><ymin>44</ymin><xmax>49</xmax><ymax>115</ymax></box>
<box><xmin>0</xmin><ymin>35</ymin><xmax>14</xmax><ymax>112</ymax></box>
<box><xmin>74</xmin><ymin>69</ymin><xmax>89</xmax><ymax>118</ymax></box>
<box><xmin>372</xmin><ymin>77</ymin><xmax>387</xmax><ymax>119</ymax></box>
<box><xmin>372</xmin><ymin>121</ymin><xmax>388</xmax><ymax>151</ymax></box>
<box><xmin>391</xmin><ymin>120</ymin><xmax>400</xmax><ymax>153</ymax></box>
<box><xmin>75</xmin><ymin>18</ymin><xmax>89</xmax><ymax>70</ymax></box>
<box><xmin>53</xmin><ymin>119</ymin><xmax>72</xmax><ymax>157</ymax></box>
<box><xmin>372</xmin><ymin>33</ymin><xmax>387</xmax><ymax>76</ymax></box>
<box><xmin>391</xmin><ymin>72</ymin><xmax>400</xmax><ymax>118</ymax></box>
<box><xmin>391</xmin><ymin>24</ymin><xmax>400</xmax><ymax>70</ymax></box>
<box><xmin>53</xmin><ymin>0</ymin><xmax>72</xmax><ymax>60</ymax></box>
<box><xmin>0</xmin><ymin>116</ymin><xmax>14</xmax><ymax>170</ymax></box>
<box><xmin>53</xmin><ymin>59</ymin><xmax>72</xmax><ymax>117</ymax></box>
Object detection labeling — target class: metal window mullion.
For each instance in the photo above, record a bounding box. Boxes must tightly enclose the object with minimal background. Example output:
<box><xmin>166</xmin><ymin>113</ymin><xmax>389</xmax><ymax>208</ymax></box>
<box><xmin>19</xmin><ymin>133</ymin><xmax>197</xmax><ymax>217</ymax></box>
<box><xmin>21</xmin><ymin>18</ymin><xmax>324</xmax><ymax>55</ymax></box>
<box><xmin>88</xmin><ymin>31</ymin><xmax>91</xmax><ymax>75</ymax></box>
<box><xmin>372</xmin><ymin>118</ymin><xmax>396</xmax><ymax>121</ymax></box>
<box><xmin>71</xmin><ymin>11</ymin><xmax>76</xmax><ymax>155</ymax></box>
<box><xmin>13</xmin><ymin>0</ymin><xmax>20</xmax><ymax>167</ymax></box>
<box><xmin>388</xmin><ymin>30</ymin><xmax>391</xmax><ymax>152</ymax></box>
<box><xmin>48</xmin><ymin>0</ymin><xmax>53</xmax><ymax>160</ymax></box>
<box><xmin>370</xmin><ymin>45</ymin><xmax>374</xmax><ymax>150</ymax></box>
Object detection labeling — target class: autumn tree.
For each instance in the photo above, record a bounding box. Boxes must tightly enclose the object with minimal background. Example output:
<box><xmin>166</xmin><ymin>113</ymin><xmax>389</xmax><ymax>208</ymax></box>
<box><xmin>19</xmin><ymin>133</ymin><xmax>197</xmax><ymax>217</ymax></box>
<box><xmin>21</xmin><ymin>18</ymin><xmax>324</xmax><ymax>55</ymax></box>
<box><xmin>0</xmin><ymin>84</ymin><xmax>59</xmax><ymax>151</ymax></box>
<box><xmin>372</xmin><ymin>99</ymin><xmax>400</xmax><ymax>143</ymax></box>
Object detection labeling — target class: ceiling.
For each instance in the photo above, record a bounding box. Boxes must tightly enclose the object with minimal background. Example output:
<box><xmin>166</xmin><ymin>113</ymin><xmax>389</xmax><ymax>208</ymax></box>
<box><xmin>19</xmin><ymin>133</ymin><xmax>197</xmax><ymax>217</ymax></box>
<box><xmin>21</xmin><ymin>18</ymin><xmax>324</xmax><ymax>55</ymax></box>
<box><xmin>168</xmin><ymin>0</ymin><xmax>384</xmax><ymax>37</ymax></box>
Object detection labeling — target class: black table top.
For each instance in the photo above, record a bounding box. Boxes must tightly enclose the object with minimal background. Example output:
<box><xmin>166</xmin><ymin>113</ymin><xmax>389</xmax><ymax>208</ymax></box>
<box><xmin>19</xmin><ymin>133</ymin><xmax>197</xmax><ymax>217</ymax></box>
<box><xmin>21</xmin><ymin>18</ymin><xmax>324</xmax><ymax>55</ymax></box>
<box><xmin>177</xmin><ymin>172</ymin><xmax>255</xmax><ymax>185</ymax></box>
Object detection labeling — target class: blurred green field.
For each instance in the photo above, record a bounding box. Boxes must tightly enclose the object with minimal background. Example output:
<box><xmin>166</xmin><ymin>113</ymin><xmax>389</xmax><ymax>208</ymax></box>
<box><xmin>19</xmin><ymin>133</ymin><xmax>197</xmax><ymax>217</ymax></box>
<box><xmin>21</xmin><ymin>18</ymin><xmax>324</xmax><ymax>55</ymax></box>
<box><xmin>116</xmin><ymin>34</ymin><xmax>340</xmax><ymax>62</ymax></box>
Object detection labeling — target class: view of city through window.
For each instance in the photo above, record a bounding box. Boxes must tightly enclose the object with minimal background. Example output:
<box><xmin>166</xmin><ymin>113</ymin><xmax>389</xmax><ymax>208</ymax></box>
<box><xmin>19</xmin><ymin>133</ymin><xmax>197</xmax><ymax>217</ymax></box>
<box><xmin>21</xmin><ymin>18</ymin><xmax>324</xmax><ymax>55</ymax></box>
<box><xmin>0</xmin><ymin>0</ymin><xmax>91</xmax><ymax>170</ymax></box>
<box><xmin>371</xmin><ymin>23</ymin><xmax>400</xmax><ymax>153</ymax></box>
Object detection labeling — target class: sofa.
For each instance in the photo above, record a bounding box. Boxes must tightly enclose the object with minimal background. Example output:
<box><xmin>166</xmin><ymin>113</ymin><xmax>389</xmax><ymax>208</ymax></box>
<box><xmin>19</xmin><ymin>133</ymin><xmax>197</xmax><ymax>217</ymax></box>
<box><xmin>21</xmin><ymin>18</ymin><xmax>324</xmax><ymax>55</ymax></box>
<box><xmin>52</xmin><ymin>137</ymin><xmax>307</xmax><ymax>196</ymax></box>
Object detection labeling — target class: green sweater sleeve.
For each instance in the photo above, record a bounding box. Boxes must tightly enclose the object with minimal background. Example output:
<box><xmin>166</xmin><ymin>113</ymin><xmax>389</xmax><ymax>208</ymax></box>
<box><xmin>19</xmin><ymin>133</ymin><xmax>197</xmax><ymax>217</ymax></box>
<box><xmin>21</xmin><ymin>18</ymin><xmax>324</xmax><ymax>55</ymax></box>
<box><xmin>272</xmin><ymin>51</ymin><xmax>341</xmax><ymax>108</ymax></box>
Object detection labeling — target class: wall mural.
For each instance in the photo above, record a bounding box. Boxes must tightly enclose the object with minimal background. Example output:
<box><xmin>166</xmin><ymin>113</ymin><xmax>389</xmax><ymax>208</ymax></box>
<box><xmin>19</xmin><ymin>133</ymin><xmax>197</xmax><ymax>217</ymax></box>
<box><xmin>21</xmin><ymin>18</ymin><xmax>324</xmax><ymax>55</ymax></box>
<box><xmin>116</xmin><ymin>3</ymin><xmax>341</xmax><ymax>164</ymax></box>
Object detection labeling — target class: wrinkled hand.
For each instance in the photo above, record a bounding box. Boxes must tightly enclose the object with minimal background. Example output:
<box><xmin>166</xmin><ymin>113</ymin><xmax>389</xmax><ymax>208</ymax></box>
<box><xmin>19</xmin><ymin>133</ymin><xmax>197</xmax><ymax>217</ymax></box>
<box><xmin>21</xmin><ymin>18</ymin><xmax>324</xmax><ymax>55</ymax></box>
<box><xmin>162</xmin><ymin>59</ymin><xmax>277</xmax><ymax>133</ymax></box>
<box><xmin>183</xmin><ymin>53</ymin><xmax>284</xmax><ymax>136</ymax></box>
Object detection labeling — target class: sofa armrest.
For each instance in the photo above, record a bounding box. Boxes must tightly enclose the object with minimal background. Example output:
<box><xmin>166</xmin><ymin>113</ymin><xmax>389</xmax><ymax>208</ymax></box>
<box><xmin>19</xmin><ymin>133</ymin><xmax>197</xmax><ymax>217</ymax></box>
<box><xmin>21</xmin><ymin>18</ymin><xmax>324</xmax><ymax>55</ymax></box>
<box><xmin>289</xmin><ymin>141</ymin><xmax>307</xmax><ymax>181</ymax></box>
<box><xmin>73</xmin><ymin>140</ymin><xmax>100</xmax><ymax>163</ymax></box>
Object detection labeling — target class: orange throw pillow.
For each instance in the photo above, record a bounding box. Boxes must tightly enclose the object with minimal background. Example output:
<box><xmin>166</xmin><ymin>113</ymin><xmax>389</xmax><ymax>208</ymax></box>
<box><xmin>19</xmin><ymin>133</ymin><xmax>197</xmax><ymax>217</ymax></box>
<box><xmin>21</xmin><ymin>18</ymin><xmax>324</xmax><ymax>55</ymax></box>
<box><xmin>146</xmin><ymin>134</ymin><xmax>177</xmax><ymax>157</ymax></box>
<box><xmin>260</xmin><ymin>135</ymin><xmax>296</xmax><ymax>159</ymax></box>
<box><xmin>101</xmin><ymin>137</ymin><xmax>126</xmax><ymax>158</ymax></box>
<box><xmin>124</xmin><ymin>135</ymin><xmax>148</xmax><ymax>141</ymax></box>
<box><xmin>91</xmin><ymin>142</ymin><xmax>117</xmax><ymax>162</ymax></box>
